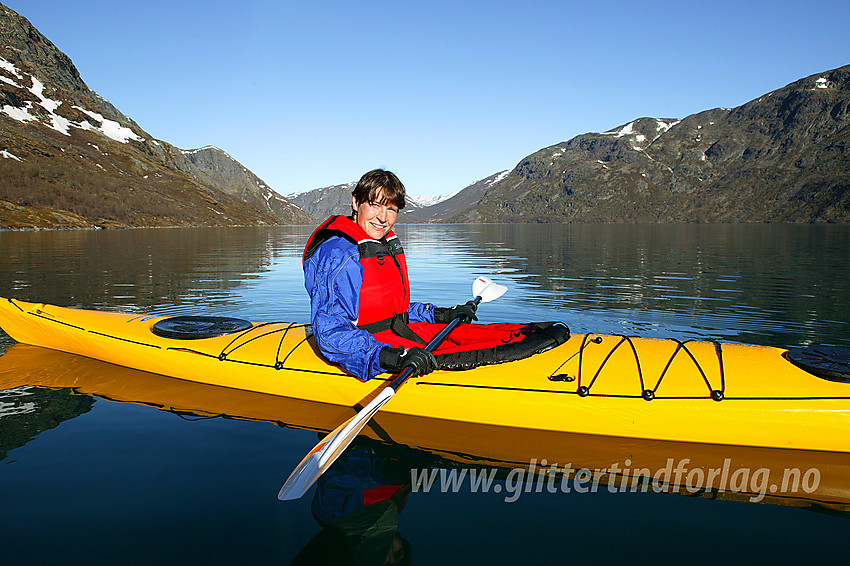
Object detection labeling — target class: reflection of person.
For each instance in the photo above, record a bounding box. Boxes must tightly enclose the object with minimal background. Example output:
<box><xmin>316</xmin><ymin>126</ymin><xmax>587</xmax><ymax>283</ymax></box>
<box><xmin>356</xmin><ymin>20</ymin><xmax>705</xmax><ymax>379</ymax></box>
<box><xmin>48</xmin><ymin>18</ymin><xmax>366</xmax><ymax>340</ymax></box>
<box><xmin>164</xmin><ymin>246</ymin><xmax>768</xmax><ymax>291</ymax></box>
<box><xmin>290</xmin><ymin>443</ymin><xmax>414</xmax><ymax>566</ymax></box>
<box><xmin>303</xmin><ymin>169</ymin><xmax>477</xmax><ymax>381</ymax></box>
<box><xmin>310</xmin><ymin>444</ymin><xmax>412</xmax><ymax>527</ymax></box>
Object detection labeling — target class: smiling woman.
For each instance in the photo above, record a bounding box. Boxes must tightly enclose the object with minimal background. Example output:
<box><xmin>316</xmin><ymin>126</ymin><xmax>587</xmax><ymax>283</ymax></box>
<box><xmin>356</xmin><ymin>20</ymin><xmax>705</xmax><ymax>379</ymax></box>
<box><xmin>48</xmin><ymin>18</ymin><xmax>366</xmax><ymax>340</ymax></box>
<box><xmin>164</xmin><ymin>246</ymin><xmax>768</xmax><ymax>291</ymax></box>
<box><xmin>351</xmin><ymin>169</ymin><xmax>404</xmax><ymax>239</ymax></box>
<box><xmin>302</xmin><ymin>169</ymin><xmax>446</xmax><ymax>381</ymax></box>
<box><xmin>302</xmin><ymin>169</ymin><xmax>532</xmax><ymax>383</ymax></box>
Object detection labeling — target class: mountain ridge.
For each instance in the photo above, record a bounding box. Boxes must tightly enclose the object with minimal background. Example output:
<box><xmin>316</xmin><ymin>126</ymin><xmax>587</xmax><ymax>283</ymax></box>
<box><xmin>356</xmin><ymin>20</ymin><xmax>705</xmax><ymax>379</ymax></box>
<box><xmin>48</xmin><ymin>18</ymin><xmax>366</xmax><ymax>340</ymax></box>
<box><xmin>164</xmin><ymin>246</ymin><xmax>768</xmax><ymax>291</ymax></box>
<box><xmin>1</xmin><ymin>2</ymin><xmax>847</xmax><ymax>228</ymax></box>
<box><xmin>287</xmin><ymin>181</ymin><xmax>456</xmax><ymax>222</ymax></box>
<box><xmin>0</xmin><ymin>3</ymin><xmax>310</xmax><ymax>229</ymax></box>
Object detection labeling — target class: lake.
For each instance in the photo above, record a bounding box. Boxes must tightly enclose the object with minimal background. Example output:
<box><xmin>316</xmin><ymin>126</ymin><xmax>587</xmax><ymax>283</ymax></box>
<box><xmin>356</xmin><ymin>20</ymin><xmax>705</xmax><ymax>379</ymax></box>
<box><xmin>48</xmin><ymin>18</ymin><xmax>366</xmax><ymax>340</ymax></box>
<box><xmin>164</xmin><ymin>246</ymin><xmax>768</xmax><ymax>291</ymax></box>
<box><xmin>1</xmin><ymin>223</ymin><xmax>849</xmax><ymax>564</ymax></box>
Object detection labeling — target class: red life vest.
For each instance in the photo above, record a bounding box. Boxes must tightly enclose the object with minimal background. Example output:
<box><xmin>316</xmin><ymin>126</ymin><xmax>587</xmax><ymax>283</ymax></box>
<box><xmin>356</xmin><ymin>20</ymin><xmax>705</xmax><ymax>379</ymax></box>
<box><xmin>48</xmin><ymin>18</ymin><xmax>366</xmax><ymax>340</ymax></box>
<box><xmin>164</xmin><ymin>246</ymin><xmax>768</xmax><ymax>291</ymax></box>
<box><xmin>303</xmin><ymin>215</ymin><xmax>410</xmax><ymax>326</ymax></box>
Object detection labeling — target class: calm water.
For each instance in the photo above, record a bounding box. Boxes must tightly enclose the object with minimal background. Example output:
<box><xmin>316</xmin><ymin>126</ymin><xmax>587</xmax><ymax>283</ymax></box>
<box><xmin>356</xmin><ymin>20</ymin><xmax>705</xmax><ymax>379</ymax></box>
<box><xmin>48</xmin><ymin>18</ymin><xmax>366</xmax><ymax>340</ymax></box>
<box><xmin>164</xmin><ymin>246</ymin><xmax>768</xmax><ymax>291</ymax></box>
<box><xmin>1</xmin><ymin>223</ymin><xmax>849</xmax><ymax>564</ymax></box>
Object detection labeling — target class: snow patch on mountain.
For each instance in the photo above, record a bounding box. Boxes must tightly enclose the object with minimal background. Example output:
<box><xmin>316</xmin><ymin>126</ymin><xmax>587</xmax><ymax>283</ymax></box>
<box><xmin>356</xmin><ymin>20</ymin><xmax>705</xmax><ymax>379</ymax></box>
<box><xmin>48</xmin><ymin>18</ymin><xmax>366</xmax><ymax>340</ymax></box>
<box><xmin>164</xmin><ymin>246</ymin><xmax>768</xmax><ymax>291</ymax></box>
<box><xmin>0</xmin><ymin>56</ymin><xmax>143</xmax><ymax>144</ymax></box>
<box><xmin>598</xmin><ymin>118</ymin><xmax>682</xmax><ymax>151</ymax></box>
<box><xmin>485</xmin><ymin>170</ymin><xmax>511</xmax><ymax>187</ymax></box>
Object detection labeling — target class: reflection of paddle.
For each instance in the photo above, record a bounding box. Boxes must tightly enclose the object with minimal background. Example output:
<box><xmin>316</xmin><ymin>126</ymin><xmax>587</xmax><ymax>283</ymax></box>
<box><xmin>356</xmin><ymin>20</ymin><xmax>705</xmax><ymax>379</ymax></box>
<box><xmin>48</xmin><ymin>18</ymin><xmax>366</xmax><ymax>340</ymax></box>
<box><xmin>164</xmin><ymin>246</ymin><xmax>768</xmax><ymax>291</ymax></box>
<box><xmin>278</xmin><ymin>276</ymin><xmax>508</xmax><ymax>501</ymax></box>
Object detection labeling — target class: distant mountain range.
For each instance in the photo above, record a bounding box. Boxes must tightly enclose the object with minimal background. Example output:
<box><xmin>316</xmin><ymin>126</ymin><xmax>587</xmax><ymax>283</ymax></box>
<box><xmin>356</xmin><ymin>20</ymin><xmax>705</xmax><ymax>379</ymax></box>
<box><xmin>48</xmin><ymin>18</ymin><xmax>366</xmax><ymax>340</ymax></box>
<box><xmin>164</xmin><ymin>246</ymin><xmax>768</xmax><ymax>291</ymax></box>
<box><xmin>448</xmin><ymin>66</ymin><xmax>849</xmax><ymax>223</ymax></box>
<box><xmin>0</xmin><ymin>3</ymin><xmax>310</xmax><ymax>229</ymax></box>
<box><xmin>282</xmin><ymin>65</ymin><xmax>850</xmax><ymax>225</ymax></box>
<box><xmin>287</xmin><ymin>181</ymin><xmax>456</xmax><ymax>221</ymax></box>
<box><xmin>1</xmin><ymin>1</ymin><xmax>847</xmax><ymax>228</ymax></box>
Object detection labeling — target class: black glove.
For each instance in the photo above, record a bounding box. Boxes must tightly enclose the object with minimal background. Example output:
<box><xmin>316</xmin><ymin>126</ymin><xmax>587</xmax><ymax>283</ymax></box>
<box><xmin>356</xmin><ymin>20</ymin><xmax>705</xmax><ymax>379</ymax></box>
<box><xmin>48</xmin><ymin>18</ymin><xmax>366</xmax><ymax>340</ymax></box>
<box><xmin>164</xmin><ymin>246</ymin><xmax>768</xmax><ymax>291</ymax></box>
<box><xmin>380</xmin><ymin>346</ymin><xmax>438</xmax><ymax>376</ymax></box>
<box><xmin>433</xmin><ymin>300</ymin><xmax>478</xmax><ymax>324</ymax></box>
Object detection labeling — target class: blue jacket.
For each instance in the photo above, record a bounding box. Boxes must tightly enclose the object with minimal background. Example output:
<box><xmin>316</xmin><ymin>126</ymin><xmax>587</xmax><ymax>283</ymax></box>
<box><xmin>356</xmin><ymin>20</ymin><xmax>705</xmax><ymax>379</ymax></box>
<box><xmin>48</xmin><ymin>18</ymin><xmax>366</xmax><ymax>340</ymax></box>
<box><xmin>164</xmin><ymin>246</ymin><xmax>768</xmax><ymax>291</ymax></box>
<box><xmin>304</xmin><ymin>235</ymin><xmax>435</xmax><ymax>380</ymax></box>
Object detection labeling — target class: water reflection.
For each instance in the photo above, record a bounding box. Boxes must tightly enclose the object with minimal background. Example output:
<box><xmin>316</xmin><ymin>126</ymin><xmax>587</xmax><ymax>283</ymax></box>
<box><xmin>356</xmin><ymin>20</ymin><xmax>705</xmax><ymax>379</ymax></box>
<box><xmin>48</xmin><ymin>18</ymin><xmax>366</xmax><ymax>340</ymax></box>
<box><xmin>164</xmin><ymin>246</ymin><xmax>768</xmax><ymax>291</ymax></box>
<box><xmin>395</xmin><ymin>224</ymin><xmax>850</xmax><ymax>348</ymax></box>
<box><xmin>3</xmin><ymin>342</ymin><xmax>849</xmax><ymax>517</ymax></box>
<box><xmin>0</xmin><ymin>226</ymin><xmax>314</xmax><ymax>319</ymax></box>
<box><xmin>0</xmin><ymin>385</ymin><xmax>94</xmax><ymax>461</ymax></box>
<box><xmin>2</xmin><ymin>224</ymin><xmax>847</xmax><ymax>349</ymax></box>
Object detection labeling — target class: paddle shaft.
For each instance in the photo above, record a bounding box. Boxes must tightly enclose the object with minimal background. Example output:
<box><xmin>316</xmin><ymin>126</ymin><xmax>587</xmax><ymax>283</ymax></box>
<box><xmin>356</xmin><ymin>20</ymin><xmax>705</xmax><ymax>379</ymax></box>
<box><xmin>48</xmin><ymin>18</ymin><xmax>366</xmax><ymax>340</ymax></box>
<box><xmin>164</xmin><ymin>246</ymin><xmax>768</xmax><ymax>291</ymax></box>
<box><xmin>388</xmin><ymin>295</ymin><xmax>482</xmax><ymax>390</ymax></box>
<box><xmin>278</xmin><ymin>279</ymin><xmax>506</xmax><ymax>500</ymax></box>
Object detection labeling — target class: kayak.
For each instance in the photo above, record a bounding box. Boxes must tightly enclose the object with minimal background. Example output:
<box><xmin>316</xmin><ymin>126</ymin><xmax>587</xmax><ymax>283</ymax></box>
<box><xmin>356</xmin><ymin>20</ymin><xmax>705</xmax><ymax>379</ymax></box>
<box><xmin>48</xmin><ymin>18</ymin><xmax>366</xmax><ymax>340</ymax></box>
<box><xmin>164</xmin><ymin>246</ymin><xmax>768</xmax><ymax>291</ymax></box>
<box><xmin>1</xmin><ymin>297</ymin><xmax>849</xmax><ymax>452</ymax></box>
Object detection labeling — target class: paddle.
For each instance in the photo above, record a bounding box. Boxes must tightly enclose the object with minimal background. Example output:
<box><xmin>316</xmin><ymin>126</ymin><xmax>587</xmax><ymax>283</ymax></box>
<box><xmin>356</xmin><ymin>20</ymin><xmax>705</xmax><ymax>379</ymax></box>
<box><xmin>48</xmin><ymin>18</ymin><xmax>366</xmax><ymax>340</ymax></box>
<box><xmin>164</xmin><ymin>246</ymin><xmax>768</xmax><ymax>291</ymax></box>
<box><xmin>278</xmin><ymin>276</ymin><xmax>507</xmax><ymax>501</ymax></box>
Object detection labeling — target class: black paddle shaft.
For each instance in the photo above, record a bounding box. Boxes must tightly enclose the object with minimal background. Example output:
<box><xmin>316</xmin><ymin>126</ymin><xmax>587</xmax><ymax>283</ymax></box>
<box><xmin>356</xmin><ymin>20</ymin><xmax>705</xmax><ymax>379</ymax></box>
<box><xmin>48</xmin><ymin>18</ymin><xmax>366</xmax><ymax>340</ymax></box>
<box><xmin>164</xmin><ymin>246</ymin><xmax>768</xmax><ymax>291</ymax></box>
<box><xmin>388</xmin><ymin>295</ymin><xmax>482</xmax><ymax>391</ymax></box>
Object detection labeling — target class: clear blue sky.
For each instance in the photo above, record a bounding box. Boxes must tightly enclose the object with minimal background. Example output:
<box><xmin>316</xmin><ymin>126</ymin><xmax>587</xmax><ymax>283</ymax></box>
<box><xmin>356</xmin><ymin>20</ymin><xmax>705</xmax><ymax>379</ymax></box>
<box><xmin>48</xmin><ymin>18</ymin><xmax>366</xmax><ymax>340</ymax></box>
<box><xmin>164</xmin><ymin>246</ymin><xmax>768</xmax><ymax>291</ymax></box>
<box><xmin>6</xmin><ymin>0</ymin><xmax>850</xmax><ymax>196</ymax></box>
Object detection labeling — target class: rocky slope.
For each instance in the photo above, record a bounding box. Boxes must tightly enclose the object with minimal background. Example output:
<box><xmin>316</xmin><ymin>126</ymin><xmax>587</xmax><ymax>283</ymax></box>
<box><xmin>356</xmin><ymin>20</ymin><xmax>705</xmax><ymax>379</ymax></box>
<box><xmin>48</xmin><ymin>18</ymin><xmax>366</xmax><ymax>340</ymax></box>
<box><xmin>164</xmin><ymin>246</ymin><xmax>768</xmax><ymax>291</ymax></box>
<box><xmin>415</xmin><ymin>171</ymin><xmax>509</xmax><ymax>222</ymax></box>
<box><xmin>449</xmin><ymin>65</ymin><xmax>850</xmax><ymax>223</ymax></box>
<box><xmin>287</xmin><ymin>182</ymin><xmax>356</xmax><ymax>221</ymax></box>
<box><xmin>0</xmin><ymin>4</ymin><xmax>309</xmax><ymax>229</ymax></box>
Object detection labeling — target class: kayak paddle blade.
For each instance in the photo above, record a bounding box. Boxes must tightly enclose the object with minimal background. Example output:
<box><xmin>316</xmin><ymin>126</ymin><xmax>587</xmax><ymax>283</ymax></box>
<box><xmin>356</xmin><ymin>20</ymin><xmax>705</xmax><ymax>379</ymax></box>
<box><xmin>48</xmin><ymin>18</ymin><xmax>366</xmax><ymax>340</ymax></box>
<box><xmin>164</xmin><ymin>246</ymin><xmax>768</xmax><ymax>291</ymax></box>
<box><xmin>473</xmin><ymin>276</ymin><xmax>507</xmax><ymax>303</ymax></box>
<box><xmin>278</xmin><ymin>386</ymin><xmax>395</xmax><ymax>500</ymax></box>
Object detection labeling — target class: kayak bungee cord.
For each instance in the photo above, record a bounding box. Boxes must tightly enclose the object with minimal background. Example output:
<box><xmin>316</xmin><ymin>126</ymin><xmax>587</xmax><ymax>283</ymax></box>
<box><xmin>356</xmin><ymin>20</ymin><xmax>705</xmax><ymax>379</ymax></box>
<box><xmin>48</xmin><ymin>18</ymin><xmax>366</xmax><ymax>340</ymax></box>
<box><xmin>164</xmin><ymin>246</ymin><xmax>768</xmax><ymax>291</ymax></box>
<box><xmin>17</xmin><ymin>299</ymin><xmax>336</xmax><ymax>375</ymax></box>
<box><xmin>572</xmin><ymin>334</ymin><xmax>726</xmax><ymax>401</ymax></box>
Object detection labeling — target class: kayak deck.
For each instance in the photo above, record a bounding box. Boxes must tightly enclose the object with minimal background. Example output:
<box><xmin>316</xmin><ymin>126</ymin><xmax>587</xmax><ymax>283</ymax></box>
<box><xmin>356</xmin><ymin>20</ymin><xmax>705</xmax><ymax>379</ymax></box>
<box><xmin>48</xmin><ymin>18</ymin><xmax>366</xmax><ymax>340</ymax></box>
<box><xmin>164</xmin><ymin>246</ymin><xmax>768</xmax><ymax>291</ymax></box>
<box><xmin>1</xmin><ymin>297</ymin><xmax>849</xmax><ymax>452</ymax></box>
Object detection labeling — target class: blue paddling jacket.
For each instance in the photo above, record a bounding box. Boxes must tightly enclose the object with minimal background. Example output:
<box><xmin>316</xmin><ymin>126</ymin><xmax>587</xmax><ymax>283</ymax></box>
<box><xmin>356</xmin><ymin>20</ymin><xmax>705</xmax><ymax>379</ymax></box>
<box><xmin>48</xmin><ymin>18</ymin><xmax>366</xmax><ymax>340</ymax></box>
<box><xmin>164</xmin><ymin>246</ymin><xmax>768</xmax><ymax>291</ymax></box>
<box><xmin>303</xmin><ymin>217</ymin><xmax>435</xmax><ymax>381</ymax></box>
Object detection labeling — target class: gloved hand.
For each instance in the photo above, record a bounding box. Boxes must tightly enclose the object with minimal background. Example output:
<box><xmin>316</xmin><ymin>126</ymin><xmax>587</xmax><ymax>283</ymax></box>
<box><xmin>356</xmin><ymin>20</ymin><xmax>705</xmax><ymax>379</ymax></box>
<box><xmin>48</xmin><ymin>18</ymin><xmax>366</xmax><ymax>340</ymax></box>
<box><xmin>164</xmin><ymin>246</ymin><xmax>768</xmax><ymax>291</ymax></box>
<box><xmin>433</xmin><ymin>300</ymin><xmax>478</xmax><ymax>324</ymax></box>
<box><xmin>380</xmin><ymin>346</ymin><xmax>438</xmax><ymax>376</ymax></box>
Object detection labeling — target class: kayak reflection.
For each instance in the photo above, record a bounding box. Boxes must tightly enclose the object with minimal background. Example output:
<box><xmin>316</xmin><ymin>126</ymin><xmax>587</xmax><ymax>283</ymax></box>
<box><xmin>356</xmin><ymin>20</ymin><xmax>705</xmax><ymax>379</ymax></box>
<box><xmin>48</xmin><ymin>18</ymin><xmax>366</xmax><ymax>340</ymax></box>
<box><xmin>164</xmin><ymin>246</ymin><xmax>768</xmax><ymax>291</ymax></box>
<box><xmin>291</xmin><ymin>439</ymin><xmax>424</xmax><ymax>566</ymax></box>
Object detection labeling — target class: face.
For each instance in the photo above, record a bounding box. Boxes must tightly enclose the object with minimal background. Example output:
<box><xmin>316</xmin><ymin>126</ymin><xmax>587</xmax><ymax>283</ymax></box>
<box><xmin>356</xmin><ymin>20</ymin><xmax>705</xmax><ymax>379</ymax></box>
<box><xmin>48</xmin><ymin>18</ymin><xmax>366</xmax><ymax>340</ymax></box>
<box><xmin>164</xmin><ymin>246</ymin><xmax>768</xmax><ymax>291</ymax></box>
<box><xmin>353</xmin><ymin>189</ymin><xmax>398</xmax><ymax>239</ymax></box>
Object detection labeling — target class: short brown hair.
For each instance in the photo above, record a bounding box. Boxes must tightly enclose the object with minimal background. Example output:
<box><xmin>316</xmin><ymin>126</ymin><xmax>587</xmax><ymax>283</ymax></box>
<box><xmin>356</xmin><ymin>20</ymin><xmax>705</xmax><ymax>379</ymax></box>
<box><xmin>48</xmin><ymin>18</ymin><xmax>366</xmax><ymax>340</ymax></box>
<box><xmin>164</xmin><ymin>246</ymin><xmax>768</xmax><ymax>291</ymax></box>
<box><xmin>351</xmin><ymin>169</ymin><xmax>406</xmax><ymax>209</ymax></box>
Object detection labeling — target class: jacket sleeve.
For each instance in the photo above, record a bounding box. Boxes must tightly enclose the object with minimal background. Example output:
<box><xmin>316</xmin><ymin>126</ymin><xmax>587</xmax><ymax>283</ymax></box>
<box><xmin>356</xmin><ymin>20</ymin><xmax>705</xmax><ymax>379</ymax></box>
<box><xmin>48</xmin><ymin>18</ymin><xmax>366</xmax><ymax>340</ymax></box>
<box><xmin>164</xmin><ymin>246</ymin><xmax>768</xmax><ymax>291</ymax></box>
<box><xmin>407</xmin><ymin>301</ymin><xmax>436</xmax><ymax>323</ymax></box>
<box><xmin>304</xmin><ymin>237</ymin><xmax>389</xmax><ymax>381</ymax></box>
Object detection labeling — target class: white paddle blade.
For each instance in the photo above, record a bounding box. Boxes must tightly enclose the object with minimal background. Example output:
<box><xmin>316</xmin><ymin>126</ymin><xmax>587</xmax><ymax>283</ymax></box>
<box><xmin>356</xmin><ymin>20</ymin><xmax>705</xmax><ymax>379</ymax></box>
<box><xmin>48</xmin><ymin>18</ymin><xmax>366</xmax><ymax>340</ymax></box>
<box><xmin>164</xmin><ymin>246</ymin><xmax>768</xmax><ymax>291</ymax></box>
<box><xmin>473</xmin><ymin>276</ymin><xmax>507</xmax><ymax>303</ymax></box>
<box><xmin>278</xmin><ymin>387</ymin><xmax>395</xmax><ymax>500</ymax></box>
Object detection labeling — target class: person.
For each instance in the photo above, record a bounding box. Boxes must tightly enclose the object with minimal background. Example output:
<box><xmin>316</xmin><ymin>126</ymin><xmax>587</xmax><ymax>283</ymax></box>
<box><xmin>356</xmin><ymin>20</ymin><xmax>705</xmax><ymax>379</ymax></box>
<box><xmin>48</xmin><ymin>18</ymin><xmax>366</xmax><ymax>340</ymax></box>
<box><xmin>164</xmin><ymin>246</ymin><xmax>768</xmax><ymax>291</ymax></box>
<box><xmin>303</xmin><ymin>169</ymin><xmax>477</xmax><ymax>381</ymax></box>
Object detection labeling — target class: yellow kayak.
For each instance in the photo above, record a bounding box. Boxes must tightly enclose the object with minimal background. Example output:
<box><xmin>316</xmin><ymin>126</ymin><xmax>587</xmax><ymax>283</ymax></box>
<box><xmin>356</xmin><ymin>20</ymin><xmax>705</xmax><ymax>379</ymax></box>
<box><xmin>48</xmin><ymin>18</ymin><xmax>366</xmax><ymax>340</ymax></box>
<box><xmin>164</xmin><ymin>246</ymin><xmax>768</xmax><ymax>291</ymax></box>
<box><xmin>1</xmin><ymin>297</ymin><xmax>849</xmax><ymax>452</ymax></box>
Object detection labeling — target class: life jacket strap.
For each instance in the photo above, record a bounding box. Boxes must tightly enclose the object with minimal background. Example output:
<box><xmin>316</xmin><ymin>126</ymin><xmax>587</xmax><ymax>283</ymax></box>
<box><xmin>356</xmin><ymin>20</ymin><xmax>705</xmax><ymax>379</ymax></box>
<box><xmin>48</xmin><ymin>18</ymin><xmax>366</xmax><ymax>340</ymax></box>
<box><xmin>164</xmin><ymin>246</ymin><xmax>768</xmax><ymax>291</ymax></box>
<box><xmin>359</xmin><ymin>312</ymin><xmax>427</xmax><ymax>345</ymax></box>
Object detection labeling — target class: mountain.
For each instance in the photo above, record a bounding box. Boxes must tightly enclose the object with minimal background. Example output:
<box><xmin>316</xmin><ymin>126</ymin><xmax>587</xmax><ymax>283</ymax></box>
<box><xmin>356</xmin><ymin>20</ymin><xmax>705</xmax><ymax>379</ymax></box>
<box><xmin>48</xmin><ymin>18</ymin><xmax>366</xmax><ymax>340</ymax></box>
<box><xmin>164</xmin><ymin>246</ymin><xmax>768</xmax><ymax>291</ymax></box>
<box><xmin>408</xmin><ymin>192</ymin><xmax>458</xmax><ymax>208</ymax></box>
<box><xmin>296</xmin><ymin>59</ymin><xmax>850</xmax><ymax>226</ymax></box>
<box><xmin>0</xmin><ymin>4</ymin><xmax>310</xmax><ymax>229</ymax></box>
<box><xmin>288</xmin><ymin>182</ymin><xmax>456</xmax><ymax>222</ymax></box>
<box><xmin>176</xmin><ymin>146</ymin><xmax>304</xmax><ymax>224</ymax></box>
<box><xmin>413</xmin><ymin>171</ymin><xmax>509</xmax><ymax>222</ymax></box>
<box><xmin>449</xmin><ymin>66</ymin><xmax>850</xmax><ymax>223</ymax></box>
<box><xmin>287</xmin><ymin>182</ymin><xmax>356</xmax><ymax>221</ymax></box>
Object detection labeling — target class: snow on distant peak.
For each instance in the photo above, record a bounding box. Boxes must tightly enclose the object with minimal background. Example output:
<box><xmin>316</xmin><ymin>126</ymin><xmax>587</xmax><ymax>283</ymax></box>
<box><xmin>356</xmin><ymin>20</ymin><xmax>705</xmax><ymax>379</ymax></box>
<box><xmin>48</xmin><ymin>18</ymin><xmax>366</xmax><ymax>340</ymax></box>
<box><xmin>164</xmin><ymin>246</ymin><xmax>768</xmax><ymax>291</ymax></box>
<box><xmin>181</xmin><ymin>145</ymin><xmax>232</xmax><ymax>159</ymax></box>
<box><xmin>486</xmin><ymin>170</ymin><xmax>510</xmax><ymax>186</ymax></box>
<box><xmin>1</xmin><ymin>103</ymin><xmax>37</xmax><ymax>123</ymax></box>
<box><xmin>0</xmin><ymin>55</ymin><xmax>144</xmax><ymax>144</ymax></box>
<box><xmin>601</xmin><ymin>118</ymin><xmax>681</xmax><ymax>138</ymax></box>
<box><xmin>30</xmin><ymin>77</ymin><xmax>61</xmax><ymax>113</ymax></box>
<box><xmin>602</xmin><ymin>121</ymin><xmax>638</xmax><ymax>137</ymax></box>
<box><xmin>407</xmin><ymin>192</ymin><xmax>457</xmax><ymax>208</ymax></box>
<box><xmin>73</xmin><ymin>105</ymin><xmax>143</xmax><ymax>143</ymax></box>
<box><xmin>598</xmin><ymin>118</ymin><xmax>680</xmax><ymax>151</ymax></box>
<box><xmin>286</xmin><ymin>181</ymin><xmax>356</xmax><ymax>199</ymax></box>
